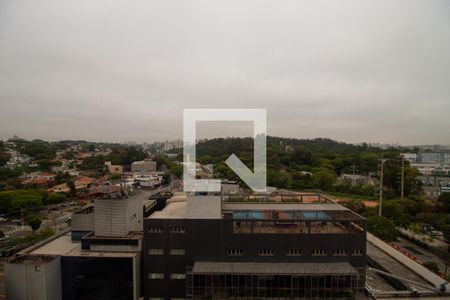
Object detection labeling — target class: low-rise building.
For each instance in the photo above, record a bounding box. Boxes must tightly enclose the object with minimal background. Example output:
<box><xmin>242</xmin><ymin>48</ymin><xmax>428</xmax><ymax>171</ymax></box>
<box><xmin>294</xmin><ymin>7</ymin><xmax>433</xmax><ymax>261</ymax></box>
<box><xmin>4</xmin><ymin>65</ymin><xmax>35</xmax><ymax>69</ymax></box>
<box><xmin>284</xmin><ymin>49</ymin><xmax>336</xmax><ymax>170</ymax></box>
<box><xmin>5</xmin><ymin>255</ymin><xmax>62</xmax><ymax>300</ymax></box>
<box><xmin>49</xmin><ymin>176</ymin><xmax>96</xmax><ymax>193</ymax></box>
<box><xmin>131</xmin><ymin>159</ymin><xmax>157</xmax><ymax>174</ymax></box>
<box><xmin>5</xmin><ymin>191</ymin><xmax>145</xmax><ymax>300</ymax></box>
<box><xmin>144</xmin><ymin>192</ymin><xmax>367</xmax><ymax>299</ymax></box>
<box><xmin>105</xmin><ymin>161</ymin><xmax>124</xmax><ymax>174</ymax></box>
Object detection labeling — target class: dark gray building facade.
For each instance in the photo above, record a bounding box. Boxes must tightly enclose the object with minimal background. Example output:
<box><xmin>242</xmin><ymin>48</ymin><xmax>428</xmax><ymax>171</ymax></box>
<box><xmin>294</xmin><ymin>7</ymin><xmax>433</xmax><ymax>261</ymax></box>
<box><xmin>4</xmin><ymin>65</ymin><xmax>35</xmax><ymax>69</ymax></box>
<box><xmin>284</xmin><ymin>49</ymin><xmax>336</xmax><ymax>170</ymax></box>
<box><xmin>144</xmin><ymin>193</ymin><xmax>366</xmax><ymax>299</ymax></box>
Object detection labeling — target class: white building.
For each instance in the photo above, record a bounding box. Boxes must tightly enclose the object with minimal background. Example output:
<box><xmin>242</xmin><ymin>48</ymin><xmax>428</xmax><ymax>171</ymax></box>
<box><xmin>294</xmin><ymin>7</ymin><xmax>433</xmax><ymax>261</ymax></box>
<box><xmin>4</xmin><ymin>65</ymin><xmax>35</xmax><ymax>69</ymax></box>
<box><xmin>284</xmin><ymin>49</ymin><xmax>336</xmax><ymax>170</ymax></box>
<box><xmin>131</xmin><ymin>159</ymin><xmax>157</xmax><ymax>174</ymax></box>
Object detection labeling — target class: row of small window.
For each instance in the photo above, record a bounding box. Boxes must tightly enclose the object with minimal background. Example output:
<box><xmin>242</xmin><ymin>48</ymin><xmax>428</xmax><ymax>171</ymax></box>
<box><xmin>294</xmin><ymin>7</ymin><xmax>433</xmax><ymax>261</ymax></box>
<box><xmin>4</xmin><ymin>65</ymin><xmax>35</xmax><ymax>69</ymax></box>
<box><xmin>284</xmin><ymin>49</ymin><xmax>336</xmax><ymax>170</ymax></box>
<box><xmin>227</xmin><ymin>249</ymin><xmax>363</xmax><ymax>257</ymax></box>
<box><xmin>150</xmin><ymin>298</ymin><xmax>185</xmax><ymax>300</ymax></box>
<box><xmin>149</xmin><ymin>249</ymin><xmax>185</xmax><ymax>255</ymax></box>
<box><xmin>148</xmin><ymin>226</ymin><xmax>185</xmax><ymax>233</ymax></box>
<box><xmin>149</xmin><ymin>273</ymin><xmax>185</xmax><ymax>280</ymax></box>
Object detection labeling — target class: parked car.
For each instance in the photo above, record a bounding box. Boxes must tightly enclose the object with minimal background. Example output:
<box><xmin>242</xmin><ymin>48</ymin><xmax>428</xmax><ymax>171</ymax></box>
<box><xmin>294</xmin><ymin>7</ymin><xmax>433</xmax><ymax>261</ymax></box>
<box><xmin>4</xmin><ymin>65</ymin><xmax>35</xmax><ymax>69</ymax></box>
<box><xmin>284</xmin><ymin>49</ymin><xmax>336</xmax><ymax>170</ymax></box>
<box><xmin>430</xmin><ymin>230</ymin><xmax>443</xmax><ymax>237</ymax></box>
<box><xmin>0</xmin><ymin>217</ymin><xmax>8</xmax><ymax>222</ymax></box>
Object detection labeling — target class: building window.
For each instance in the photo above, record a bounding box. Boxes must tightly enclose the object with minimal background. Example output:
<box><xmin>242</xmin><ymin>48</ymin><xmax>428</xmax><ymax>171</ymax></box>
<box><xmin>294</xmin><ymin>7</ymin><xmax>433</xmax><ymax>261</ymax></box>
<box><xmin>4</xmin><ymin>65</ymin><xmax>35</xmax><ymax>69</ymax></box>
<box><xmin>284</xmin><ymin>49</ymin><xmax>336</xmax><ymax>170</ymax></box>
<box><xmin>170</xmin><ymin>226</ymin><xmax>185</xmax><ymax>233</ymax></box>
<box><xmin>352</xmin><ymin>249</ymin><xmax>363</xmax><ymax>256</ymax></box>
<box><xmin>149</xmin><ymin>298</ymin><xmax>164</xmax><ymax>300</ymax></box>
<box><xmin>149</xmin><ymin>273</ymin><xmax>164</xmax><ymax>279</ymax></box>
<box><xmin>148</xmin><ymin>226</ymin><xmax>164</xmax><ymax>233</ymax></box>
<box><xmin>312</xmin><ymin>249</ymin><xmax>327</xmax><ymax>256</ymax></box>
<box><xmin>148</xmin><ymin>249</ymin><xmax>164</xmax><ymax>255</ymax></box>
<box><xmin>258</xmin><ymin>249</ymin><xmax>275</xmax><ymax>256</ymax></box>
<box><xmin>34</xmin><ymin>265</ymin><xmax>41</xmax><ymax>272</ymax></box>
<box><xmin>170</xmin><ymin>298</ymin><xmax>186</xmax><ymax>300</ymax></box>
<box><xmin>332</xmin><ymin>249</ymin><xmax>348</xmax><ymax>256</ymax></box>
<box><xmin>170</xmin><ymin>273</ymin><xmax>186</xmax><ymax>279</ymax></box>
<box><xmin>286</xmin><ymin>249</ymin><xmax>302</xmax><ymax>256</ymax></box>
<box><xmin>227</xmin><ymin>249</ymin><xmax>244</xmax><ymax>256</ymax></box>
<box><xmin>170</xmin><ymin>249</ymin><xmax>185</xmax><ymax>256</ymax></box>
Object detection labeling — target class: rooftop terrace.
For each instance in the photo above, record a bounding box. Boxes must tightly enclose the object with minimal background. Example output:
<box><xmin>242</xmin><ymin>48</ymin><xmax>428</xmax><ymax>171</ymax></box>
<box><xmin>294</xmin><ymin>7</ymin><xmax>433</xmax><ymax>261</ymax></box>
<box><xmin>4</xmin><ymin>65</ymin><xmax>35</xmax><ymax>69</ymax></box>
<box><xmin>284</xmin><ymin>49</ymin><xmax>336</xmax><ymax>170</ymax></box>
<box><xmin>149</xmin><ymin>192</ymin><xmax>365</xmax><ymax>235</ymax></box>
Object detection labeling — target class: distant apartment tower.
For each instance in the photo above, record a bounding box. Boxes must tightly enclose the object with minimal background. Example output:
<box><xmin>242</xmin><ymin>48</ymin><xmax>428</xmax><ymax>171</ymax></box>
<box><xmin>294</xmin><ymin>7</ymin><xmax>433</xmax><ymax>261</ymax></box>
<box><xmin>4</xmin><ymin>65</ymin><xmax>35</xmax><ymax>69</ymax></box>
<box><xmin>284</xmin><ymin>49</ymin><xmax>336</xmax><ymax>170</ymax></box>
<box><xmin>418</xmin><ymin>152</ymin><xmax>450</xmax><ymax>165</ymax></box>
<box><xmin>144</xmin><ymin>192</ymin><xmax>366</xmax><ymax>299</ymax></box>
<box><xmin>131</xmin><ymin>159</ymin><xmax>157</xmax><ymax>174</ymax></box>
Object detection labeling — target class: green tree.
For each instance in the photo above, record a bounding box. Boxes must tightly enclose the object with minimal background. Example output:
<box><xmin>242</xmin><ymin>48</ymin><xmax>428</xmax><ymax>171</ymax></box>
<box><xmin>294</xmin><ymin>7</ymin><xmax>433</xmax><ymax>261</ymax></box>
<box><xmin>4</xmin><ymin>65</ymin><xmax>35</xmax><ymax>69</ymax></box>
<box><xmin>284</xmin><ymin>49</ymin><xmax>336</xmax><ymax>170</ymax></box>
<box><xmin>162</xmin><ymin>173</ymin><xmax>171</xmax><ymax>185</ymax></box>
<box><xmin>62</xmin><ymin>151</ymin><xmax>75</xmax><ymax>160</ymax></box>
<box><xmin>291</xmin><ymin>171</ymin><xmax>313</xmax><ymax>190</ymax></box>
<box><xmin>170</xmin><ymin>165</ymin><xmax>182</xmax><ymax>179</ymax></box>
<box><xmin>312</xmin><ymin>169</ymin><xmax>336</xmax><ymax>189</ymax></box>
<box><xmin>383</xmin><ymin>154</ymin><xmax>422</xmax><ymax>197</ymax></box>
<box><xmin>438</xmin><ymin>193</ymin><xmax>450</xmax><ymax>213</ymax></box>
<box><xmin>44</xmin><ymin>193</ymin><xmax>66</xmax><ymax>205</ymax></box>
<box><xmin>26</xmin><ymin>214</ymin><xmax>42</xmax><ymax>231</ymax></box>
<box><xmin>423</xmin><ymin>261</ymin><xmax>439</xmax><ymax>274</ymax></box>
<box><xmin>367</xmin><ymin>215</ymin><xmax>398</xmax><ymax>241</ymax></box>
<box><xmin>342</xmin><ymin>199</ymin><xmax>365</xmax><ymax>215</ymax></box>
<box><xmin>0</xmin><ymin>151</ymin><xmax>10</xmax><ymax>167</ymax></box>
<box><xmin>67</xmin><ymin>181</ymin><xmax>76</xmax><ymax>198</ymax></box>
<box><xmin>291</xmin><ymin>146</ymin><xmax>312</xmax><ymax>165</ymax></box>
<box><xmin>443</xmin><ymin>225</ymin><xmax>450</xmax><ymax>243</ymax></box>
<box><xmin>267</xmin><ymin>169</ymin><xmax>292</xmax><ymax>189</ymax></box>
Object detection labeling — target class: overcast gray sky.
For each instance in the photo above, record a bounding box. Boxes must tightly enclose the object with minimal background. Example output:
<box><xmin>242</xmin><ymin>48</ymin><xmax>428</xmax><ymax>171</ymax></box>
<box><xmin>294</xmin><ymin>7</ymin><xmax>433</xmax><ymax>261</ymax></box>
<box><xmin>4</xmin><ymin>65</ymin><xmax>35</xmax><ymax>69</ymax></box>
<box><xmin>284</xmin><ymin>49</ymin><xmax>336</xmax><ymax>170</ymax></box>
<box><xmin>0</xmin><ymin>0</ymin><xmax>449</xmax><ymax>144</ymax></box>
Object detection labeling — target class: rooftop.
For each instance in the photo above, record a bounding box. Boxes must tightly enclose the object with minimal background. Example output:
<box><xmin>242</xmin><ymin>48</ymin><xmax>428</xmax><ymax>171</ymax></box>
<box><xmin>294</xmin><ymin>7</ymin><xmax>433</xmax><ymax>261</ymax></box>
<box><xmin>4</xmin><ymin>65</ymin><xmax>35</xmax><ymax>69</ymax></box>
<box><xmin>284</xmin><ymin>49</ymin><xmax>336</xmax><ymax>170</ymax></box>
<box><xmin>149</xmin><ymin>192</ymin><xmax>364</xmax><ymax>222</ymax></box>
<box><xmin>29</xmin><ymin>233</ymin><xmax>139</xmax><ymax>258</ymax></box>
<box><xmin>9</xmin><ymin>255</ymin><xmax>57</xmax><ymax>265</ymax></box>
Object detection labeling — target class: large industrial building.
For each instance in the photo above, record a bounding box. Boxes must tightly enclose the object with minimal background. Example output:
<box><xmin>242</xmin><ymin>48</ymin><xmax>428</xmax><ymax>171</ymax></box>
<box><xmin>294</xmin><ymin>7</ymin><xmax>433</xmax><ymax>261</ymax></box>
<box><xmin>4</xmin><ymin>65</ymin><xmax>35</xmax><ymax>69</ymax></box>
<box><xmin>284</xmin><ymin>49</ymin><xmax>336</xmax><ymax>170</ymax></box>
<box><xmin>144</xmin><ymin>192</ymin><xmax>367</xmax><ymax>299</ymax></box>
<box><xmin>5</xmin><ymin>190</ymin><xmax>367</xmax><ymax>299</ymax></box>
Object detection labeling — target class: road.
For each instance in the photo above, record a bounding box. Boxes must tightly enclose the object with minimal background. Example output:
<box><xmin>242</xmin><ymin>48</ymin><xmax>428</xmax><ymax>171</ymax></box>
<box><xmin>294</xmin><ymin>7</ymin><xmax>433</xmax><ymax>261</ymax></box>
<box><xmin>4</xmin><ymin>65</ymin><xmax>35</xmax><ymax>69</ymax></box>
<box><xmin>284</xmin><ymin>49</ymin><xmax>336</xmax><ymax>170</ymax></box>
<box><xmin>0</xmin><ymin>223</ymin><xmax>31</xmax><ymax>238</ymax></box>
<box><xmin>393</xmin><ymin>236</ymin><xmax>449</xmax><ymax>275</ymax></box>
<box><xmin>366</xmin><ymin>242</ymin><xmax>435</xmax><ymax>291</ymax></box>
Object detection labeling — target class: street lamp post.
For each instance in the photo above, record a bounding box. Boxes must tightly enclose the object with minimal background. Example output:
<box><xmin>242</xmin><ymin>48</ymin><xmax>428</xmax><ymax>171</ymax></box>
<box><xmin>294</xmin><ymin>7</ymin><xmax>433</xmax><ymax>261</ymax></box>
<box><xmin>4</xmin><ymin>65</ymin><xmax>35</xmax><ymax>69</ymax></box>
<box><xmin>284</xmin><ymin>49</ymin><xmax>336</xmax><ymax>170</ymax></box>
<box><xmin>379</xmin><ymin>158</ymin><xmax>388</xmax><ymax>216</ymax></box>
<box><xmin>400</xmin><ymin>154</ymin><xmax>405</xmax><ymax>199</ymax></box>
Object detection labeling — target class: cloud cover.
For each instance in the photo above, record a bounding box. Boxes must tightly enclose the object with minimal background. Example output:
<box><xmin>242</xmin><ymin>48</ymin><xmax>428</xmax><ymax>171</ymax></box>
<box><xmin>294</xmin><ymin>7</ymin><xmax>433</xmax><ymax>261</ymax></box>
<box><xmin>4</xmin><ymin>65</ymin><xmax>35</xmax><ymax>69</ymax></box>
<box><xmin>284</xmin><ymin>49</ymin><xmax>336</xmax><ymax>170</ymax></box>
<box><xmin>0</xmin><ymin>0</ymin><xmax>449</xmax><ymax>144</ymax></box>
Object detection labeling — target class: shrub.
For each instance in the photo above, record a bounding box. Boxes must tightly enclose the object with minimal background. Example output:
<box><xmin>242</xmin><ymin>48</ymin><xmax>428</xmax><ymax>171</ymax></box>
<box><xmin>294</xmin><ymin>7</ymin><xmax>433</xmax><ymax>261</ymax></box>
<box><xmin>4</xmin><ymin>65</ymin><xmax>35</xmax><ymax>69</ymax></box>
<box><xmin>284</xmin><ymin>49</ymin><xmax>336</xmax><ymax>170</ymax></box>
<box><xmin>367</xmin><ymin>215</ymin><xmax>398</xmax><ymax>242</ymax></box>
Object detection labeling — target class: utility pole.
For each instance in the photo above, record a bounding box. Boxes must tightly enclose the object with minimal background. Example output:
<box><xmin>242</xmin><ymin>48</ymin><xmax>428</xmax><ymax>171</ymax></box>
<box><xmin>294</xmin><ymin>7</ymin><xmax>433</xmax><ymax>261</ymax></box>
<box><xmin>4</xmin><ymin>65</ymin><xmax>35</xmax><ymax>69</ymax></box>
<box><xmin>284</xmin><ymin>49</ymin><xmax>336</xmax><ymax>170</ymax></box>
<box><xmin>400</xmin><ymin>155</ymin><xmax>405</xmax><ymax>199</ymax></box>
<box><xmin>20</xmin><ymin>208</ymin><xmax>24</xmax><ymax>230</ymax></box>
<box><xmin>379</xmin><ymin>158</ymin><xmax>388</xmax><ymax>216</ymax></box>
<box><xmin>351</xmin><ymin>164</ymin><xmax>356</xmax><ymax>185</ymax></box>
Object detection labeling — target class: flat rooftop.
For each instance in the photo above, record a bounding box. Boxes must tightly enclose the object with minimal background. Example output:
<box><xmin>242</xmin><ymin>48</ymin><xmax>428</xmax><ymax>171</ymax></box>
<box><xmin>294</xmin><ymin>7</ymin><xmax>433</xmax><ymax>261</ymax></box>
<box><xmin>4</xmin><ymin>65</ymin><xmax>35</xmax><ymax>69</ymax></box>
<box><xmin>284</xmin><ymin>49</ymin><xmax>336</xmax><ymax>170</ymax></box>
<box><xmin>9</xmin><ymin>255</ymin><xmax>57</xmax><ymax>264</ymax></box>
<box><xmin>149</xmin><ymin>192</ymin><xmax>363</xmax><ymax>221</ymax></box>
<box><xmin>29</xmin><ymin>233</ymin><xmax>138</xmax><ymax>258</ymax></box>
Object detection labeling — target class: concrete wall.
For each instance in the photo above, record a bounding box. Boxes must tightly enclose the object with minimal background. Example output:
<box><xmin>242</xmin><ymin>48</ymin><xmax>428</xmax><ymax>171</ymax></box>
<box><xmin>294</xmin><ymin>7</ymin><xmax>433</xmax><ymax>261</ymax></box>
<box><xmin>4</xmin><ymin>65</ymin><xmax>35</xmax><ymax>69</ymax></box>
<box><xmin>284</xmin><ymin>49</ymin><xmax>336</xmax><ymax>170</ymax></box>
<box><xmin>133</xmin><ymin>254</ymin><xmax>141</xmax><ymax>300</ymax></box>
<box><xmin>71</xmin><ymin>212</ymin><xmax>95</xmax><ymax>232</ymax></box>
<box><xmin>131</xmin><ymin>160</ymin><xmax>156</xmax><ymax>173</ymax></box>
<box><xmin>144</xmin><ymin>218</ymin><xmax>366</xmax><ymax>299</ymax></box>
<box><xmin>5</xmin><ymin>257</ymin><xmax>62</xmax><ymax>300</ymax></box>
<box><xmin>95</xmin><ymin>196</ymin><xmax>143</xmax><ymax>237</ymax></box>
<box><xmin>367</xmin><ymin>233</ymin><xmax>447</xmax><ymax>289</ymax></box>
<box><xmin>126</xmin><ymin>196</ymin><xmax>143</xmax><ymax>233</ymax></box>
<box><xmin>186</xmin><ymin>195</ymin><xmax>221</xmax><ymax>219</ymax></box>
<box><xmin>95</xmin><ymin>199</ymin><xmax>127</xmax><ymax>237</ymax></box>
